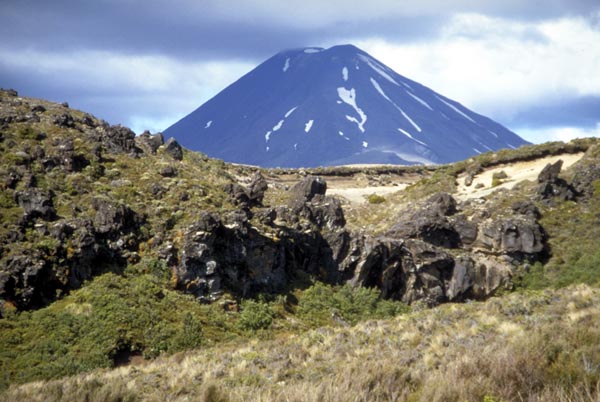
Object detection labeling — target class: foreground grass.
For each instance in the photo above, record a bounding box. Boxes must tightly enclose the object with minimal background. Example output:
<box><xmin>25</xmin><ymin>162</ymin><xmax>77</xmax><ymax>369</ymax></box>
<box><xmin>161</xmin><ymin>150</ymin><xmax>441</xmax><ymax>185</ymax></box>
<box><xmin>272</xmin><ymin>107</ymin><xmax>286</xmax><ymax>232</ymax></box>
<box><xmin>3</xmin><ymin>285</ymin><xmax>600</xmax><ymax>402</ymax></box>
<box><xmin>0</xmin><ymin>273</ymin><xmax>409</xmax><ymax>391</ymax></box>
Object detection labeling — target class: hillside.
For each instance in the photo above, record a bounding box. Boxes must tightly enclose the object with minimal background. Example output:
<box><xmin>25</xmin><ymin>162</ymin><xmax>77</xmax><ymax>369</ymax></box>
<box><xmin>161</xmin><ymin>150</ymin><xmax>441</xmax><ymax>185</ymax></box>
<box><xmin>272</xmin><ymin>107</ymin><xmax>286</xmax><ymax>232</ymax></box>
<box><xmin>5</xmin><ymin>285</ymin><xmax>600</xmax><ymax>402</ymax></box>
<box><xmin>1</xmin><ymin>89</ymin><xmax>600</xmax><ymax>400</ymax></box>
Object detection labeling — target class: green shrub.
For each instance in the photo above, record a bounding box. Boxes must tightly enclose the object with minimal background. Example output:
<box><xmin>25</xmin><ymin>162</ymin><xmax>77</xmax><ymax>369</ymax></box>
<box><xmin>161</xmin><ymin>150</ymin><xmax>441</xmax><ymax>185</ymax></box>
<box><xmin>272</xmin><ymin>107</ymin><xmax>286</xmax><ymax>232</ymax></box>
<box><xmin>367</xmin><ymin>194</ymin><xmax>386</xmax><ymax>204</ymax></box>
<box><xmin>237</xmin><ymin>300</ymin><xmax>274</xmax><ymax>331</ymax></box>
<box><xmin>16</xmin><ymin>126</ymin><xmax>39</xmax><ymax>140</ymax></box>
<box><xmin>298</xmin><ymin>283</ymin><xmax>409</xmax><ymax>326</ymax></box>
<box><xmin>0</xmin><ymin>273</ymin><xmax>214</xmax><ymax>389</ymax></box>
<box><xmin>491</xmin><ymin>170</ymin><xmax>508</xmax><ymax>187</ymax></box>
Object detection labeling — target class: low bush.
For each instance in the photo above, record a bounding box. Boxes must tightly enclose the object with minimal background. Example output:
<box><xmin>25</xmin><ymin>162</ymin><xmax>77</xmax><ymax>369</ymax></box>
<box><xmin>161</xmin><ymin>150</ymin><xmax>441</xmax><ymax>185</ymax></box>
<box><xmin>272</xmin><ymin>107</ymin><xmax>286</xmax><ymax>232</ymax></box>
<box><xmin>367</xmin><ymin>194</ymin><xmax>386</xmax><ymax>204</ymax></box>
<box><xmin>0</xmin><ymin>273</ymin><xmax>208</xmax><ymax>389</ymax></box>
<box><xmin>298</xmin><ymin>282</ymin><xmax>409</xmax><ymax>326</ymax></box>
<box><xmin>237</xmin><ymin>299</ymin><xmax>274</xmax><ymax>331</ymax></box>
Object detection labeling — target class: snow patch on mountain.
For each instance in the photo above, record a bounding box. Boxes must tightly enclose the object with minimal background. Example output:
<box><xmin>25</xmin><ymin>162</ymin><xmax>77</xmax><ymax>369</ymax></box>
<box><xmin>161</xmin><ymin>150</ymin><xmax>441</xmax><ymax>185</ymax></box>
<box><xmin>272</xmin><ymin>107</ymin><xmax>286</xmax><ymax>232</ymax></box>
<box><xmin>398</xmin><ymin>128</ymin><xmax>427</xmax><ymax>146</ymax></box>
<box><xmin>359</xmin><ymin>54</ymin><xmax>399</xmax><ymax>86</ymax></box>
<box><xmin>435</xmin><ymin>95</ymin><xmax>476</xmax><ymax>123</ymax></box>
<box><xmin>204</xmin><ymin>120</ymin><xmax>212</xmax><ymax>129</ymax></box>
<box><xmin>370</xmin><ymin>78</ymin><xmax>421</xmax><ymax>132</ymax></box>
<box><xmin>305</xmin><ymin>120</ymin><xmax>314</xmax><ymax>133</ymax></box>
<box><xmin>337</xmin><ymin>87</ymin><xmax>367</xmax><ymax>133</ymax></box>
<box><xmin>342</xmin><ymin>67</ymin><xmax>348</xmax><ymax>82</ymax></box>
<box><xmin>399</xmin><ymin>110</ymin><xmax>421</xmax><ymax>133</ymax></box>
<box><xmin>304</xmin><ymin>48</ymin><xmax>322</xmax><ymax>54</ymax></box>
<box><xmin>283</xmin><ymin>58</ymin><xmax>290</xmax><ymax>72</ymax></box>
<box><xmin>272</xmin><ymin>119</ymin><xmax>284</xmax><ymax>132</ymax></box>
<box><xmin>393</xmin><ymin>151</ymin><xmax>435</xmax><ymax>165</ymax></box>
<box><xmin>370</xmin><ymin>78</ymin><xmax>390</xmax><ymax>101</ymax></box>
<box><xmin>285</xmin><ymin>106</ymin><xmax>298</xmax><ymax>118</ymax></box>
<box><xmin>407</xmin><ymin>91</ymin><xmax>433</xmax><ymax>110</ymax></box>
<box><xmin>339</xmin><ymin>131</ymin><xmax>350</xmax><ymax>140</ymax></box>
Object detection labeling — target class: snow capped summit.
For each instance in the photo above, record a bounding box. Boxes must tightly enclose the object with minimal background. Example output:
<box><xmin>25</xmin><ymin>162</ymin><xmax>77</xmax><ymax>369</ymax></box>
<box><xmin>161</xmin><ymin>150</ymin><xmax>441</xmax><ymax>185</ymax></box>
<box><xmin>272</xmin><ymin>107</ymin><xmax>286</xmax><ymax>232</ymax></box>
<box><xmin>164</xmin><ymin>44</ymin><xmax>528</xmax><ymax>167</ymax></box>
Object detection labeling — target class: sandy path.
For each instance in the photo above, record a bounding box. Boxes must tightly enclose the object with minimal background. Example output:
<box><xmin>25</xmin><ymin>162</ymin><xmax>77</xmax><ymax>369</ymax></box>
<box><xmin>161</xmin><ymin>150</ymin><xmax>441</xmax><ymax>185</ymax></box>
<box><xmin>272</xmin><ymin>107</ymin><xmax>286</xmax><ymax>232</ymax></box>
<box><xmin>455</xmin><ymin>152</ymin><xmax>584</xmax><ymax>201</ymax></box>
<box><xmin>327</xmin><ymin>185</ymin><xmax>409</xmax><ymax>204</ymax></box>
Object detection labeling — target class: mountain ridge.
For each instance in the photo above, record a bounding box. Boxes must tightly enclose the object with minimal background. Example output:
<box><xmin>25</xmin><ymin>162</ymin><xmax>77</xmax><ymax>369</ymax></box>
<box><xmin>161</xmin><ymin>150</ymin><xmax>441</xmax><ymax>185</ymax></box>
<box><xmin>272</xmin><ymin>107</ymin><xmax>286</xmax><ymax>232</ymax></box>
<box><xmin>164</xmin><ymin>44</ymin><xmax>529</xmax><ymax>167</ymax></box>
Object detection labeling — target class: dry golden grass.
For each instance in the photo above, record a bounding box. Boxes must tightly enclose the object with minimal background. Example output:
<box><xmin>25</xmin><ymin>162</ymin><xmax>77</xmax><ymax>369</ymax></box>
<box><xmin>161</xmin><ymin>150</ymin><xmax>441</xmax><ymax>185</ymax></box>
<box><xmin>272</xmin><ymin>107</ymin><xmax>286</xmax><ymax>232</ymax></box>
<box><xmin>5</xmin><ymin>285</ymin><xmax>600</xmax><ymax>402</ymax></box>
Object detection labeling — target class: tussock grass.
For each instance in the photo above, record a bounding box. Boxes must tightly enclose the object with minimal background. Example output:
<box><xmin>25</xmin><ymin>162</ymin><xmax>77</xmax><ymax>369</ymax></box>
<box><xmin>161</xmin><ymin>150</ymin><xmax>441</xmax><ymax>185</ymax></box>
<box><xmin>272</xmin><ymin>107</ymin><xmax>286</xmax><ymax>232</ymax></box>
<box><xmin>4</xmin><ymin>285</ymin><xmax>600</xmax><ymax>401</ymax></box>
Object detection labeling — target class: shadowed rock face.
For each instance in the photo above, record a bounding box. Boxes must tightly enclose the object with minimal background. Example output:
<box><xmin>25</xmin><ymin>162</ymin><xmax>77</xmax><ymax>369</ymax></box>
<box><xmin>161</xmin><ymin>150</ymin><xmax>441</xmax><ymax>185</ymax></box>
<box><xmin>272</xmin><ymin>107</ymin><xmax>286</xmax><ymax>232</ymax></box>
<box><xmin>290</xmin><ymin>176</ymin><xmax>327</xmax><ymax>202</ymax></box>
<box><xmin>3</xmin><ymin>90</ymin><xmax>582</xmax><ymax>312</ymax></box>
<box><xmin>168</xmin><ymin>186</ymin><xmax>547</xmax><ymax>305</ymax></box>
<box><xmin>536</xmin><ymin>160</ymin><xmax>576</xmax><ymax>203</ymax></box>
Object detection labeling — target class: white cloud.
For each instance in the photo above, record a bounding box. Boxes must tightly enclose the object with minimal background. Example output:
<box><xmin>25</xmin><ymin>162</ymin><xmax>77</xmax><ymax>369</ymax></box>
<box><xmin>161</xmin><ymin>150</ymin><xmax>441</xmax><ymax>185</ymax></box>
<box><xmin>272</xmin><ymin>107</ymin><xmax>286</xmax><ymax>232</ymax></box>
<box><xmin>517</xmin><ymin>123</ymin><xmax>600</xmax><ymax>144</ymax></box>
<box><xmin>0</xmin><ymin>48</ymin><xmax>254</xmax><ymax>132</ymax></box>
<box><xmin>354</xmin><ymin>13</ymin><xmax>600</xmax><ymax>122</ymax></box>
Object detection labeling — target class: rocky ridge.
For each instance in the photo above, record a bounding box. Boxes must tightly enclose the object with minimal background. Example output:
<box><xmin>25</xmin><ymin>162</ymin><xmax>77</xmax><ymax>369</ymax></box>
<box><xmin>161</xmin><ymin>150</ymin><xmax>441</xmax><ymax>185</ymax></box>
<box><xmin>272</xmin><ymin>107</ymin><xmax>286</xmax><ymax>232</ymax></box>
<box><xmin>1</xmin><ymin>88</ymin><xmax>600</xmax><ymax>314</ymax></box>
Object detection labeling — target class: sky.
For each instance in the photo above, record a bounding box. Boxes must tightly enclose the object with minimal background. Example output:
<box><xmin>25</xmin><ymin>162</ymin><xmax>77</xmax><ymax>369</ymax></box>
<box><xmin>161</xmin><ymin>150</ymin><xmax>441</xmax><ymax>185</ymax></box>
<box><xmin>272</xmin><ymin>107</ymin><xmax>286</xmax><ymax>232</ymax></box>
<box><xmin>1</xmin><ymin>0</ymin><xmax>599</xmax><ymax>144</ymax></box>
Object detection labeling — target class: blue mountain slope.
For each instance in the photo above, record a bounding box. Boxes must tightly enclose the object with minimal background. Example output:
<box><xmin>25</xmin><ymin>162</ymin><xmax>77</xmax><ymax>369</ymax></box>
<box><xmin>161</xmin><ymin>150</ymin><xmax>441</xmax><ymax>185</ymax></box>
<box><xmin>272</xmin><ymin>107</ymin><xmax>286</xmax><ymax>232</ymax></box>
<box><xmin>164</xmin><ymin>44</ymin><xmax>528</xmax><ymax>168</ymax></box>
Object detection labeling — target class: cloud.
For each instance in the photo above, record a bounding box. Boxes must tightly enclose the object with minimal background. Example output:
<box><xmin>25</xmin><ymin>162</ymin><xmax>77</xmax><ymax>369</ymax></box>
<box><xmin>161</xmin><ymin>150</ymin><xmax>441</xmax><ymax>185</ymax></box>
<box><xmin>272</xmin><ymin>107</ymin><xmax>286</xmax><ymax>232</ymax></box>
<box><xmin>517</xmin><ymin>123</ymin><xmax>600</xmax><ymax>143</ymax></box>
<box><xmin>510</xmin><ymin>96</ymin><xmax>600</xmax><ymax>128</ymax></box>
<box><xmin>1</xmin><ymin>2</ymin><xmax>598</xmax><ymax>139</ymax></box>
<box><xmin>0</xmin><ymin>48</ymin><xmax>254</xmax><ymax>132</ymax></box>
<box><xmin>2</xmin><ymin>1</ymin><xmax>598</xmax><ymax>60</ymax></box>
<box><xmin>353</xmin><ymin>13</ymin><xmax>600</xmax><ymax>125</ymax></box>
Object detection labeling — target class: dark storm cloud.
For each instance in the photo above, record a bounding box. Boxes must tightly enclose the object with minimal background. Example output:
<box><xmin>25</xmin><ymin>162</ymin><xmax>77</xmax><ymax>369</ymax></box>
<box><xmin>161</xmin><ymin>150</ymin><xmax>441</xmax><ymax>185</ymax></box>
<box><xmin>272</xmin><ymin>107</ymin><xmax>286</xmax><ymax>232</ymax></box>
<box><xmin>3</xmin><ymin>0</ymin><xmax>597</xmax><ymax>61</ymax></box>
<box><xmin>0</xmin><ymin>1</ymin><xmax>440</xmax><ymax>61</ymax></box>
<box><xmin>509</xmin><ymin>96</ymin><xmax>600</xmax><ymax>129</ymax></box>
<box><xmin>1</xmin><ymin>0</ymin><xmax>598</xmax><ymax>138</ymax></box>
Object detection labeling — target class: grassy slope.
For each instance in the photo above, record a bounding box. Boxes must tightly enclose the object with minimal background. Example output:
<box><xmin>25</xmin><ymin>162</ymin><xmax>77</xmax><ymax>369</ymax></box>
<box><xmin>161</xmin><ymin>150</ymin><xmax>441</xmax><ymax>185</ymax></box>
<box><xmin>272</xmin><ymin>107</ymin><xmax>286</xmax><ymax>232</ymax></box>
<box><xmin>2</xmin><ymin>91</ymin><xmax>600</xmax><ymax>400</ymax></box>
<box><xmin>4</xmin><ymin>285</ymin><xmax>600</xmax><ymax>402</ymax></box>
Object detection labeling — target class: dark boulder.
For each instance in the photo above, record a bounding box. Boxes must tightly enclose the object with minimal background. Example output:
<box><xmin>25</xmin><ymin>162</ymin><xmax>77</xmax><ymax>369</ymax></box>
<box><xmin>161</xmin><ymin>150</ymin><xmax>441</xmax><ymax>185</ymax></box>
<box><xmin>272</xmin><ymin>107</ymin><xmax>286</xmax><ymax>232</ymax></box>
<box><xmin>451</xmin><ymin>214</ymin><xmax>478</xmax><ymax>245</ymax></box>
<box><xmin>511</xmin><ymin>200</ymin><xmax>541</xmax><ymax>219</ymax></box>
<box><xmin>55</xmin><ymin>138</ymin><xmax>89</xmax><ymax>172</ymax></box>
<box><xmin>571</xmin><ymin>163</ymin><xmax>600</xmax><ymax>199</ymax></box>
<box><xmin>163</xmin><ymin>138</ymin><xmax>183</xmax><ymax>161</ymax></box>
<box><xmin>246</xmin><ymin>172</ymin><xmax>268</xmax><ymax>206</ymax></box>
<box><xmin>4</xmin><ymin>169</ymin><xmax>21</xmax><ymax>189</ymax></box>
<box><xmin>349</xmin><ymin>237</ymin><xmax>406</xmax><ymax>299</ymax></box>
<box><xmin>446</xmin><ymin>254</ymin><xmax>512</xmax><ymax>301</ymax></box>
<box><xmin>173</xmin><ymin>213</ymin><xmax>289</xmax><ymax>302</ymax></box>
<box><xmin>347</xmin><ymin>237</ymin><xmax>455</xmax><ymax>305</ymax></box>
<box><xmin>387</xmin><ymin>193</ymin><xmax>461</xmax><ymax>248</ymax></box>
<box><xmin>427</xmin><ymin>192</ymin><xmax>457</xmax><ymax>216</ymax></box>
<box><xmin>53</xmin><ymin>113</ymin><xmax>75</xmax><ymax>128</ymax></box>
<box><xmin>15</xmin><ymin>189</ymin><xmax>56</xmax><ymax>221</ymax></box>
<box><xmin>2</xmin><ymin>88</ymin><xmax>18</xmax><ymax>97</ymax></box>
<box><xmin>401</xmin><ymin>239</ymin><xmax>455</xmax><ymax>305</ymax></box>
<box><xmin>479</xmin><ymin>217</ymin><xmax>545</xmax><ymax>256</ymax></box>
<box><xmin>537</xmin><ymin>160</ymin><xmax>562</xmax><ymax>183</ymax></box>
<box><xmin>223</xmin><ymin>183</ymin><xmax>252</xmax><ymax>207</ymax></box>
<box><xmin>98</xmin><ymin>125</ymin><xmax>141</xmax><ymax>155</ymax></box>
<box><xmin>536</xmin><ymin>160</ymin><xmax>576</xmax><ymax>202</ymax></box>
<box><xmin>159</xmin><ymin>166</ymin><xmax>177</xmax><ymax>177</ymax></box>
<box><xmin>301</xmin><ymin>194</ymin><xmax>346</xmax><ymax>230</ymax></box>
<box><xmin>91</xmin><ymin>197</ymin><xmax>141</xmax><ymax>238</ymax></box>
<box><xmin>0</xmin><ymin>251</ymin><xmax>49</xmax><ymax>309</ymax></box>
<box><xmin>80</xmin><ymin>114</ymin><xmax>96</xmax><ymax>127</ymax></box>
<box><xmin>135</xmin><ymin>131</ymin><xmax>164</xmax><ymax>154</ymax></box>
<box><xmin>290</xmin><ymin>176</ymin><xmax>326</xmax><ymax>202</ymax></box>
